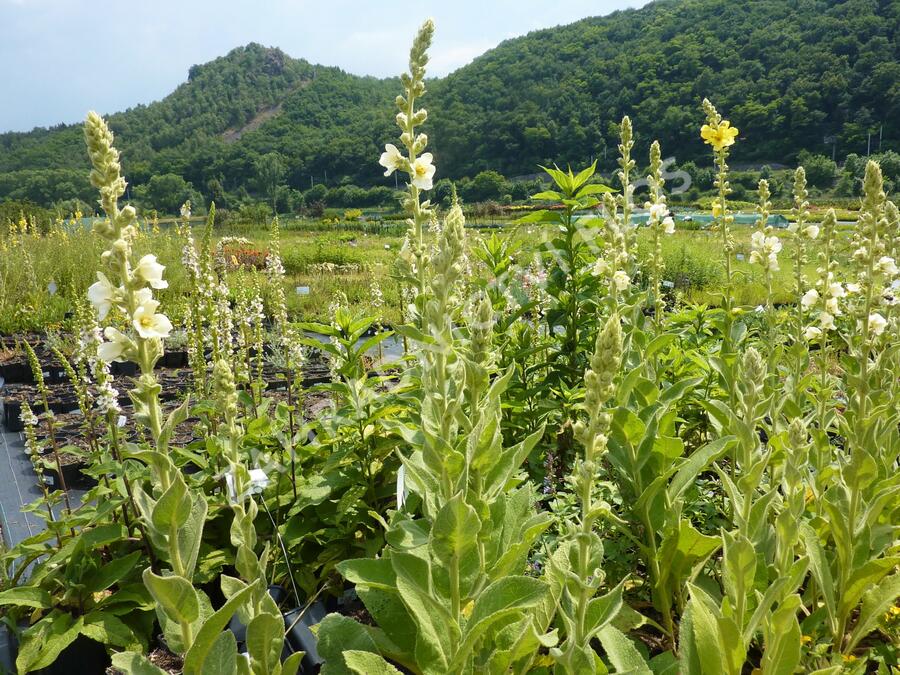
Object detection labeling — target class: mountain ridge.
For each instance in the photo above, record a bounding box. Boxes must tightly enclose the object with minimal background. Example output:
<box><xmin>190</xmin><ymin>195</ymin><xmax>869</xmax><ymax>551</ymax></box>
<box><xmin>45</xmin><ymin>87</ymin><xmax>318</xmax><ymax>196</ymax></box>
<box><xmin>1</xmin><ymin>0</ymin><xmax>898</xmax><ymax>208</ymax></box>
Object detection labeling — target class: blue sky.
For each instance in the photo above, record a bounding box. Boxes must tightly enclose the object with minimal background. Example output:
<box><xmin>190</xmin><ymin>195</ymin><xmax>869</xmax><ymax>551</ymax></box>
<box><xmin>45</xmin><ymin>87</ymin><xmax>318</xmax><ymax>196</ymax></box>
<box><xmin>0</xmin><ymin>0</ymin><xmax>650</xmax><ymax>133</ymax></box>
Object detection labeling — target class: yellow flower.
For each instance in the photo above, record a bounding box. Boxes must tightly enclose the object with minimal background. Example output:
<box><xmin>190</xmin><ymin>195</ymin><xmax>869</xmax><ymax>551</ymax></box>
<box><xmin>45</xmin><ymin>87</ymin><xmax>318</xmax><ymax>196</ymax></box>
<box><xmin>841</xmin><ymin>654</ymin><xmax>856</xmax><ymax>663</ymax></box>
<box><xmin>800</xmin><ymin>635</ymin><xmax>812</xmax><ymax>645</ymax></box>
<box><xmin>701</xmin><ymin>120</ymin><xmax>739</xmax><ymax>152</ymax></box>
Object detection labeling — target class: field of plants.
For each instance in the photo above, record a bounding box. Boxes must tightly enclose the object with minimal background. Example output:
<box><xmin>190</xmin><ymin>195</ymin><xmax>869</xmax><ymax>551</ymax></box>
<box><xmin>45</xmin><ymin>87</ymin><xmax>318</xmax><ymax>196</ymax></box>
<box><xmin>0</xmin><ymin>19</ymin><xmax>898</xmax><ymax>675</ymax></box>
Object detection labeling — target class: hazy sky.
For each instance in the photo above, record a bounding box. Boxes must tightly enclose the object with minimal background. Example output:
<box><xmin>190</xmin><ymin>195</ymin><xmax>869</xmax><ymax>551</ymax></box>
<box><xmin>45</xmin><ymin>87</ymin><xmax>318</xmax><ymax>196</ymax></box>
<box><xmin>0</xmin><ymin>0</ymin><xmax>650</xmax><ymax>133</ymax></box>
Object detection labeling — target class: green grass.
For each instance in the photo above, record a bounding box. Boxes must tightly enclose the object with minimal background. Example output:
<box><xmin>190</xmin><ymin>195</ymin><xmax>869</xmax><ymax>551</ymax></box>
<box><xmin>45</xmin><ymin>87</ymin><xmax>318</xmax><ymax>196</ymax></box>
<box><xmin>0</xmin><ymin>213</ymin><xmax>861</xmax><ymax>333</ymax></box>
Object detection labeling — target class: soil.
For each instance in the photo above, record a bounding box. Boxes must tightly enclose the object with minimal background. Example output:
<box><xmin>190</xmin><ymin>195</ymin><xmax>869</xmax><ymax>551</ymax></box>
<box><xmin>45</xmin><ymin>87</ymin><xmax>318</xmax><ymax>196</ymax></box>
<box><xmin>148</xmin><ymin>647</ymin><xmax>184</xmax><ymax>674</ymax></box>
<box><xmin>105</xmin><ymin>646</ymin><xmax>183</xmax><ymax>674</ymax></box>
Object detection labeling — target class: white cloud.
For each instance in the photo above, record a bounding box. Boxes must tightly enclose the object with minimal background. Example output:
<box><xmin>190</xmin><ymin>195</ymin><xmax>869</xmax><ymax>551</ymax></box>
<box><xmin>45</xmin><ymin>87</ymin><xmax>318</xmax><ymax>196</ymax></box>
<box><xmin>428</xmin><ymin>40</ymin><xmax>495</xmax><ymax>76</ymax></box>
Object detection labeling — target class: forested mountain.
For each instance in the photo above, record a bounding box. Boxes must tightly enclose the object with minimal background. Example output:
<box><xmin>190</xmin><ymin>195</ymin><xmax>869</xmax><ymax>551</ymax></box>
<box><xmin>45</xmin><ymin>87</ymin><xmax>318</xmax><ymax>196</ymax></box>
<box><xmin>1</xmin><ymin>0</ymin><xmax>898</xmax><ymax>209</ymax></box>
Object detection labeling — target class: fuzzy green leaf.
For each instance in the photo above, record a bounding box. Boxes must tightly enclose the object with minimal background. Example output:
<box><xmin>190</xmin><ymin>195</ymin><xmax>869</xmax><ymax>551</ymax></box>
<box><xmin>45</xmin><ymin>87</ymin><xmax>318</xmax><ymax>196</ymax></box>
<box><xmin>343</xmin><ymin>650</ymin><xmax>403</xmax><ymax>674</ymax></box>
<box><xmin>142</xmin><ymin>569</ymin><xmax>199</xmax><ymax>625</ymax></box>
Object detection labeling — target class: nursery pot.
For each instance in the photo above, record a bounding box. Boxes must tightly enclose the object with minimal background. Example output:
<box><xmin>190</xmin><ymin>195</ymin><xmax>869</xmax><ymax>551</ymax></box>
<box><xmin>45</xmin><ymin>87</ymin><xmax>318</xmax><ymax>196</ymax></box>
<box><xmin>3</xmin><ymin>399</ymin><xmax>23</xmax><ymax>432</ymax></box>
<box><xmin>282</xmin><ymin>600</ymin><xmax>328</xmax><ymax>672</ymax></box>
<box><xmin>0</xmin><ymin>361</ymin><xmax>31</xmax><ymax>384</ymax></box>
<box><xmin>43</xmin><ymin>457</ymin><xmax>90</xmax><ymax>490</ymax></box>
<box><xmin>111</xmin><ymin>360</ymin><xmax>138</xmax><ymax>377</ymax></box>
<box><xmin>7</xmin><ymin>626</ymin><xmax>110</xmax><ymax>675</ymax></box>
<box><xmin>38</xmin><ymin>634</ymin><xmax>110</xmax><ymax>674</ymax></box>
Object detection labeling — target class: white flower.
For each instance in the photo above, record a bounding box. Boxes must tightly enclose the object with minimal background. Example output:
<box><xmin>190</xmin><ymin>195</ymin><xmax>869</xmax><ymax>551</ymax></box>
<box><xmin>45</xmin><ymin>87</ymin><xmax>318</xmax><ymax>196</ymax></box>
<box><xmin>820</xmin><ymin>312</ymin><xmax>836</xmax><ymax>331</ymax></box>
<box><xmin>662</xmin><ymin>216</ymin><xmax>675</xmax><ymax>235</ymax></box>
<box><xmin>846</xmin><ymin>282</ymin><xmax>861</xmax><ymax>294</ymax></box>
<box><xmin>801</xmin><ymin>289</ymin><xmax>819</xmax><ymax>309</ymax></box>
<box><xmin>804</xmin><ymin>326</ymin><xmax>822</xmax><ymax>341</ymax></box>
<box><xmin>648</xmin><ymin>203</ymin><xmax>668</xmax><ymax>219</ymax></box>
<box><xmin>180</xmin><ymin>203</ymin><xmax>192</xmax><ymax>219</ymax></box>
<box><xmin>825</xmin><ymin>297</ymin><xmax>840</xmax><ymax>315</ymax></box>
<box><xmin>379</xmin><ymin>144</ymin><xmax>404</xmax><ymax>177</ymax></box>
<box><xmin>613</xmin><ymin>270</ymin><xmax>631</xmax><ymax>291</ymax></box>
<box><xmin>803</xmin><ymin>224</ymin><xmax>820</xmax><ymax>240</ymax></box>
<box><xmin>98</xmin><ymin>327</ymin><xmax>132</xmax><ymax>363</ymax></box>
<box><xmin>876</xmin><ymin>256</ymin><xmax>898</xmax><ymax>276</ymax></box>
<box><xmin>592</xmin><ymin>259</ymin><xmax>610</xmax><ymax>277</ymax></box>
<box><xmin>869</xmin><ymin>312</ymin><xmax>887</xmax><ymax>336</ymax></box>
<box><xmin>749</xmin><ymin>231</ymin><xmax>782</xmax><ymax>271</ymax></box>
<box><xmin>132</xmin><ymin>297</ymin><xmax>173</xmax><ymax>339</ymax></box>
<box><xmin>750</xmin><ymin>230</ymin><xmax>765</xmax><ymax>248</ymax></box>
<box><xmin>411</xmin><ymin>153</ymin><xmax>436</xmax><ymax>190</ymax></box>
<box><xmin>134</xmin><ymin>254</ymin><xmax>168</xmax><ymax>289</ymax></box>
<box><xmin>827</xmin><ymin>282</ymin><xmax>845</xmax><ymax>299</ymax></box>
<box><xmin>87</xmin><ymin>273</ymin><xmax>117</xmax><ymax>320</ymax></box>
<box><xmin>20</xmin><ymin>408</ymin><xmax>39</xmax><ymax>427</ymax></box>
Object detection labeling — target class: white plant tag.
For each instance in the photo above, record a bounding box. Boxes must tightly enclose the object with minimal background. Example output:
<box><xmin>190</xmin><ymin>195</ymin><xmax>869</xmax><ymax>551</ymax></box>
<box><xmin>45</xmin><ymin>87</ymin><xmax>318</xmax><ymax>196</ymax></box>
<box><xmin>248</xmin><ymin>468</ymin><xmax>269</xmax><ymax>493</ymax></box>
<box><xmin>662</xmin><ymin>280</ymin><xmax>675</xmax><ymax>289</ymax></box>
<box><xmin>295</xmin><ymin>286</ymin><xmax>310</xmax><ymax>295</ymax></box>
<box><xmin>736</xmin><ymin>253</ymin><xmax>745</xmax><ymax>261</ymax></box>
<box><xmin>47</xmin><ymin>281</ymin><xmax>57</xmax><ymax>296</ymax></box>
<box><xmin>396</xmin><ymin>464</ymin><xmax>408</xmax><ymax>509</ymax></box>
<box><xmin>225</xmin><ymin>472</ymin><xmax>237</xmax><ymax>503</ymax></box>
<box><xmin>117</xmin><ymin>415</ymin><xmax>126</xmax><ymax>428</ymax></box>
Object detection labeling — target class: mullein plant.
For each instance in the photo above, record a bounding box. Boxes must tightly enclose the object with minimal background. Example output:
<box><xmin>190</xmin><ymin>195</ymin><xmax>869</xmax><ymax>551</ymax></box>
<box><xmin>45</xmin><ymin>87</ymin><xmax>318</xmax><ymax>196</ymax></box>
<box><xmin>381</xmin><ymin>19</ymin><xmax>436</xmax><ymax>327</ymax></box>
<box><xmin>550</xmin><ymin>314</ymin><xmax>629</xmax><ymax>674</ymax></box>
<box><xmin>318</xmin><ymin>98</ymin><xmax>556</xmax><ymax>670</ymax></box>
<box><xmin>644</xmin><ymin>140</ymin><xmax>676</xmax><ymax>332</ymax></box>
<box><xmin>749</xmin><ymin>179</ymin><xmax>780</xmax><ymax>321</ymax></box>
<box><xmin>597</xmin><ymin>117</ymin><xmax>637</xmax><ymax>306</ymax></box>
<box><xmin>785</xmin><ymin>167</ymin><xmax>820</xmax><ymax>407</ymax></box>
<box><xmin>800</xmin><ymin>209</ymin><xmax>842</xmax><ymax>479</ymax></box>
<box><xmin>801</xmin><ymin>160</ymin><xmax>900</xmax><ymax>662</ymax></box>
<box><xmin>683</xmin><ymin>348</ymin><xmax>806</xmax><ymax>675</ymax></box>
<box><xmin>700</xmin><ymin>99</ymin><xmax>740</xmax><ymax>351</ymax></box>
<box><xmin>84</xmin><ymin>110</ymin><xmax>199</xmax><ymax>653</ymax></box>
<box><xmin>209</xmin><ymin>358</ymin><xmax>302</xmax><ymax>675</ymax></box>
<box><xmin>83</xmin><ymin>113</ymin><xmax>279</xmax><ymax>674</ymax></box>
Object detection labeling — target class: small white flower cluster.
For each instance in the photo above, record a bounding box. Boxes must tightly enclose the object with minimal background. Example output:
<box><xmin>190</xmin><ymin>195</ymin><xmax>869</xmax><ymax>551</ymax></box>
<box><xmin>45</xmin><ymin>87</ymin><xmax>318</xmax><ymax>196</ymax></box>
<box><xmin>282</xmin><ymin>326</ymin><xmax>306</xmax><ymax>374</ymax></box>
<box><xmin>749</xmin><ymin>230</ymin><xmax>782</xmax><ymax>272</ymax></box>
<box><xmin>19</xmin><ymin>407</ymin><xmax>39</xmax><ymax>428</ymax></box>
<box><xmin>369</xmin><ymin>280</ymin><xmax>385</xmax><ymax>314</ymax></box>
<box><xmin>265</xmin><ymin>225</ymin><xmax>288</xmax><ymax>332</ymax></box>
<box><xmin>80</xmin><ymin>320</ymin><xmax>122</xmax><ymax>415</ymax></box>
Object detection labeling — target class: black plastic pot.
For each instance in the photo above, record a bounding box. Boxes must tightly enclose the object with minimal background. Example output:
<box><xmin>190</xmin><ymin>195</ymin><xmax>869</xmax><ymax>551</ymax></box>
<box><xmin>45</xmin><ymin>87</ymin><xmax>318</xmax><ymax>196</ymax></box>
<box><xmin>282</xmin><ymin>600</ymin><xmax>327</xmax><ymax>672</ymax></box>
<box><xmin>228</xmin><ymin>586</ymin><xmax>326</xmax><ymax>672</ymax></box>
<box><xmin>7</xmin><ymin>627</ymin><xmax>110</xmax><ymax>675</ymax></box>
<box><xmin>3</xmin><ymin>399</ymin><xmax>23</xmax><ymax>432</ymax></box>
<box><xmin>159</xmin><ymin>350</ymin><xmax>188</xmax><ymax>368</ymax></box>
<box><xmin>0</xmin><ymin>361</ymin><xmax>31</xmax><ymax>384</ymax></box>
<box><xmin>43</xmin><ymin>367</ymin><xmax>68</xmax><ymax>385</ymax></box>
<box><xmin>111</xmin><ymin>361</ymin><xmax>138</xmax><ymax>377</ymax></box>
<box><xmin>43</xmin><ymin>459</ymin><xmax>92</xmax><ymax>490</ymax></box>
